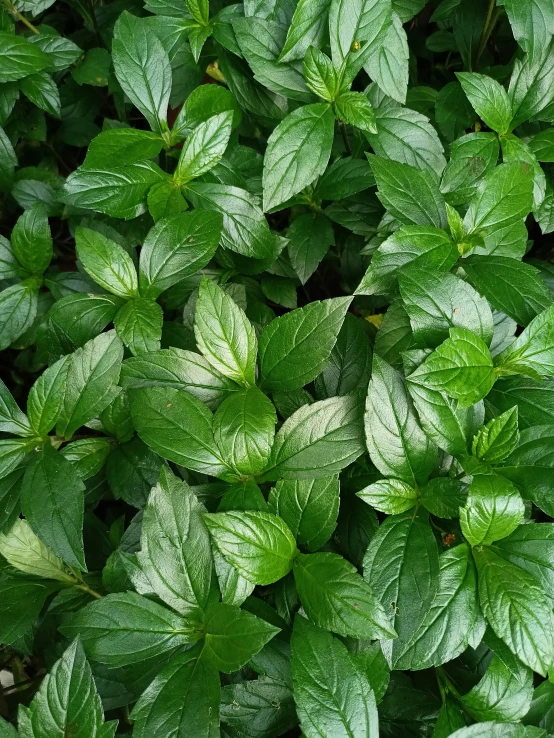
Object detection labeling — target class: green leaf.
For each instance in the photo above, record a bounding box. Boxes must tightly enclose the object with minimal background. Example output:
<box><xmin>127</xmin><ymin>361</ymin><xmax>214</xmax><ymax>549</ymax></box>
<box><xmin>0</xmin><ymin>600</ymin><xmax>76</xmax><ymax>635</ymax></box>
<box><xmin>27</xmin><ymin>638</ymin><xmax>113</xmax><ymax>738</ymax></box>
<box><xmin>0</xmin><ymin>125</ymin><xmax>16</xmax><ymax>192</ymax></box>
<box><xmin>75</xmin><ymin>227</ymin><xmax>138</xmax><ymax>299</ymax></box>
<box><xmin>440</xmin><ymin>132</ymin><xmax>499</xmax><ymax>206</ymax></box>
<box><xmin>120</xmin><ymin>347</ymin><xmax>237</xmax><ymax>411</ymax></box>
<box><xmin>456</xmin><ymin>73</ymin><xmax>512</xmax><ymax>135</ymax></box>
<box><xmin>21</xmin><ymin>444</ymin><xmax>86</xmax><ymax>571</ymax></box>
<box><xmin>314</xmin><ymin>313</ymin><xmax>372</xmax><ymax>398</ymax></box>
<box><xmin>291</xmin><ymin>616</ymin><xmax>379</xmax><ymax>738</ymax></box>
<box><xmin>232</xmin><ymin>17</ymin><xmax>312</xmax><ymax>102</ymax></box>
<box><xmin>139</xmin><ymin>211</ymin><xmax>222</xmax><ymax>299</ymax></box>
<box><xmin>20</xmin><ymin>70</ymin><xmax>61</xmax><ymax>118</ymax></box>
<box><xmin>203</xmin><ymin>510</ymin><xmax>298</xmax><ymax>585</ymax></box>
<box><xmin>472</xmin><ymin>407</ymin><xmax>519</xmax><ymax>463</ymax></box>
<box><xmin>407</xmin><ymin>327</ymin><xmax>496</xmax><ymax>407</ymax></box>
<box><xmin>356</xmin><ymin>226</ymin><xmax>457</xmax><ymax>296</ymax></box>
<box><xmin>221</xmin><ymin>676</ymin><xmax>296</xmax><ymax>736</ymax></box>
<box><xmin>0</xmin><ymin>280</ymin><xmax>39</xmax><ymax>351</ymax></box>
<box><xmin>268</xmin><ymin>476</ymin><xmax>339</xmax><ymax>551</ymax></box>
<box><xmin>0</xmin><ymin>378</ymin><xmax>32</xmax><ymax>436</ymax></box>
<box><xmin>368</xmin><ymin>154</ymin><xmax>448</xmax><ymax>229</ymax></box>
<box><xmin>408</xmin><ymin>382</ymin><xmax>483</xmax><ymax>457</ymax></box>
<box><xmin>174</xmin><ymin>112</ymin><xmax>233</xmax><ymax>184</ymax></box>
<box><xmin>137</xmin><ymin>467</ymin><xmax>213</xmax><ymax>616</ymax></box>
<box><xmin>186</xmin><ymin>0</ymin><xmax>209</xmax><ymax>25</ymax></box>
<box><xmin>398</xmin><ymin>267</ymin><xmax>494</xmax><ymax>348</ymax></box>
<box><xmin>114</xmin><ymin>298</ymin><xmax>163</xmax><ymax>356</ymax></box>
<box><xmin>460</xmin><ymin>473</ymin><xmax>525</xmax><ymax>546</ymax></box>
<box><xmin>364</xmin><ymin>13</ymin><xmax>409</xmax><ymax>104</ymax></box>
<box><xmin>293</xmin><ymin>551</ymin><xmax>396</xmax><ymax>639</ymax></box>
<box><xmin>0</xmin><ymin>569</ymin><xmax>60</xmax><ymax>646</ymax></box>
<box><xmin>363</xmin><ymin>512</ymin><xmax>440</xmax><ymax>668</ymax></box>
<box><xmin>0</xmin><ymin>437</ymin><xmax>37</xmax><ymax>481</ymax></box>
<box><xmin>194</xmin><ymin>277</ymin><xmax>257</xmax><ymax>386</ymax></box>
<box><xmin>504</xmin><ymin>0</ymin><xmax>554</xmax><ymax>60</ymax></box>
<box><xmin>394</xmin><ymin>543</ymin><xmax>479</xmax><ymax>670</ymax></box>
<box><xmin>266</xmin><ymin>393</ymin><xmax>366</xmax><ymax>479</ymax></box>
<box><xmin>357</xmin><ymin>478</ymin><xmax>418</xmax><ymax>514</ymax></box>
<box><xmin>60</xmin><ymin>161</ymin><xmax>166</xmax><ymax>220</ymax></box>
<box><xmin>495</xmin><ymin>303</ymin><xmax>554</xmax><ymax>377</ymax></box>
<box><xmin>214</xmin><ymin>387</ymin><xmax>277</xmax><ymax>477</ymax></box>
<box><xmin>474</xmin><ymin>547</ymin><xmax>554</xmax><ymax>676</ymax></box>
<box><xmin>287</xmin><ymin>213</ymin><xmax>335</xmax><ymax>284</ymax></box>
<box><xmin>328</xmin><ymin>0</ymin><xmax>392</xmax><ymax>77</ymax></box>
<box><xmin>335</xmin><ymin>92</ymin><xmax>377</xmax><ymax>133</ymax></box>
<box><xmin>186</xmin><ymin>182</ymin><xmax>279</xmax><ymax>259</ymax></box>
<box><xmin>314</xmin><ymin>156</ymin><xmax>375</xmax><ymax>201</ymax></box>
<box><xmin>494</xmin><ymin>426</ymin><xmax>554</xmax><ymax>516</ymax></box>
<box><xmin>259</xmin><ymin>297</ymin><xmax>351</xmax><ymax>391</ymax></box>
<box><xmin>262</xmin><ymin>103</ymin><xmax>335</xmax><ymax>211</ymax></box>
<box><xmin>203</xmin><ymin>602</ymin><xmax>280</xmax><ymax>672</ymax></box>
<box><xmin>462</xmin><ymin>255</ymin><xmax>552</xmax><ymax>327</ymax></box>
<box><xmin>0</xmin><ymin>518</ymin><xmax>75</xmax><ymax>582</ymax></box>
<box><xmin>509</xmin><ymin>41</ymin><xmax>554</xmax><ymax>128</ymax></box>
<box><xmin>464</xmin><ymin>162</ymin><xmax>534</xmax><ymax>239</ymax></box>
<box><xmin>486</xmin><ymin>375</ymin><xmax>554</xmax><ymax>428</ymax></box>
<box><xmin>365</xmin><ymin>355</ymin><xmax>437</xmax><ymax>484</ymax></box>
<box><xmin>112</xmin><ymin>11</ymin><xmax>171</xmax><ymax>134</ymax></box>
<box><xmin>128</xmin><ymin>386</ymin><xmax>228</xmax><ymax>477</ymax></box>
<box><xmin>213</xmin><ymin>548</ymin><xmax>255</xmax><ymax>607</ymax></box>
<box><xmin>489</xmin><ymin>523</ymin><xmax>554</xmax><ymax>604</ymax></box>
<box><xmin>365</xmin><ymin>96</ymin><xmax>446</xmax><ymax>177</ymax></box>
<box><xmin>278</xmin><ymin>0</ymin><xmax>331</xmax><ymax>63</ymax></box>
<box><xmin>61</xmin><ymin>591</ymin><xmax>203</xmax><ymax>667</ymax></box>
<box><xmin>83</xmin><ymin>128</ymin><xmax>164</xmax><ymax>169</ymax></box>
<box><xmin>56</xmin><ymin>330</ymin><xmax>124</xmax><ymax>439</ymax></box>
<box><xmin>71</xmin><ymin>47</ymin><xmax>111</xmax><ymax>87</ymax></box>
<box><xmin>303</xmin><ymin>46</ymin><xmax>338</xmax><ymax>102</ymax></box>
<box><xmin>11</xmin><ymin>203</ymin><xmax>52</xmax><ymax>274</ymax></box>
<box><xmin>130</xmin><ymin>644</ymin><xmax>220</xmax><ymax>738</ymax></box>
<box><xmin>0</xmin><ymin>32</ymin><xmax>49</xmax><ymax>83</ymax></box>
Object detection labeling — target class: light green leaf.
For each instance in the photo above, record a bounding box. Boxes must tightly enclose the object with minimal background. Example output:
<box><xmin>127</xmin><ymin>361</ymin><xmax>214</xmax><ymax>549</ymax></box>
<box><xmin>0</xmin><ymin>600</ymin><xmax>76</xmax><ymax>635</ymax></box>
<box><xmin>203</xmin><ymin>510</ymin><xmax>298</xmax><ymax>585</ymax></box>
<box><xmin>194</xmin><ymin>277</ymin><xmax>257</xmax><ymax>386</ymax></box>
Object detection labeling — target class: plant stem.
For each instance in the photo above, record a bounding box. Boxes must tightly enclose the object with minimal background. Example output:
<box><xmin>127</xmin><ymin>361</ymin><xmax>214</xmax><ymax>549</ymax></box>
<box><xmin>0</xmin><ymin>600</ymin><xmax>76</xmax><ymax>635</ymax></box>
<box><xmin>6</xmin><ymin>3</ymin><xmax>40</xmax><ymax>34</ymax></box>
<box><xmin>474</xmin><ymin>0</ymin><xmax>498</xmax><ymax>70</ymax></box>
<box><xmin>75</xmin><ymin>582</ymin><xmax>103</xmax><ymax>599</ymax></box>
<box><xmin>339</xmin><ymin>120</ymin><xmax>351</xmax><ymax>155</ymax></box>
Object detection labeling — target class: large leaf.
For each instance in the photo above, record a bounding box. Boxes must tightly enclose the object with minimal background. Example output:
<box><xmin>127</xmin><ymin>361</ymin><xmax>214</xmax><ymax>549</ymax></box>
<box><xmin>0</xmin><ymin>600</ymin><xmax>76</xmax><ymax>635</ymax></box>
<box><xmin>263</xmin><ymin>103</ymin><xmax>335</xmax><ymax>211</ymax></box>
<box><xmin>474</xmin><ymin>547</ymin><xmax>554</xmax><ymax>675</ymax></box>
<box><xmin>61</xmin><ymin>591</ymin><xmax>203</xmax><ymax>667</ymax></box>
<box><xmin>293</xmin><ymin>551</ymin><xmax>396</xmax><ymax>639</ymax></box>
<box><xmin>291</xmin><ymin>616</ymin><xmax>379</xmax><ymax>738</ymax></box>
<box><xmin>21</xmin><ymin>445</ymin><xmax>86</xmax><ymax>571</ymax></box>
<box><xmin>194</xmin><ymin>277</ymin><xmax>257</xmax><ymax>386</ymax></box>
<box><xmin>128</xmin><ymin>386</ymin><xmax>228</xmax><ymax>477</ymax></box>
<box><xmin>365</xmin><ymin>355</ymin><xmax>436</xmax><ymax>484</ymax></box>
<box><xmin>137</xmin><ymin>467</ymin><xmax>213</xmax><ymax>616</ymax></box>
<box><xmin>112</xmin><ymin>11</ymin><xmax>171</xmax><ymax>133</ymax></box>
<box><xmin>131</xmin><ymin>644</ymin><xmax>220</xmax><ymax>738</ymax></box>
<box><xmin>363</xmin><ymin>511</ymin><xmax>440</xmax><ymax>668</ymax></box>
<box><xmin>258</xmin><ymin>298</ymin><xmax>351</xmax><ymax>391</ymax></box>
<box><xmin>266</xmin><ymin>393</ymin><xmax>366</xmax><ymax>479</ymax></box>
<box><xmin>139</xmin><ymin>212</ymin><xmax>222</xmax><ymax>298</ymax></box>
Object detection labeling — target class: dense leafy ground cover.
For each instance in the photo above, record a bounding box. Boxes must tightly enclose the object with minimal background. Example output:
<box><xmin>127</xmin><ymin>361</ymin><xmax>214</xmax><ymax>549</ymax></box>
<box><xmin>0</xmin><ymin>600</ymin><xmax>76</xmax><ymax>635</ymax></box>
<box><xmin>2</xmin><ymin>0</ymin><xmax>554</xmax><ymax>735</ymax></box>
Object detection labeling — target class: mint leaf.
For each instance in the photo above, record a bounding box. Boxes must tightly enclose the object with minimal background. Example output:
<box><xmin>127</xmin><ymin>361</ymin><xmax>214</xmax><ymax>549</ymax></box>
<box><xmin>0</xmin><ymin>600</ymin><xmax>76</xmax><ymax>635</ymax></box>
<box><xmin>61</xmin><ymin>591</ymin><xmax>203</xmax><ymax>667</ymax></box>
<box><xmin>204</xmin><ymin>510</ymin><xmax>298</xmax><ymax>585</ymax></box>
